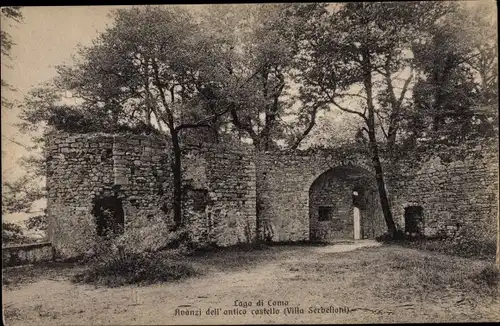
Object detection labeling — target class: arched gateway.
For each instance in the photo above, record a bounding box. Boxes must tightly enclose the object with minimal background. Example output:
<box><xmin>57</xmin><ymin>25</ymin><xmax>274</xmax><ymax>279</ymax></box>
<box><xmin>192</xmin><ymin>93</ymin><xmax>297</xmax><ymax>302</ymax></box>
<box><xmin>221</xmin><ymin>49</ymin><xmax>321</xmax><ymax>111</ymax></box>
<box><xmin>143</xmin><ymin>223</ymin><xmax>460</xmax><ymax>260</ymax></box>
<box><xmin>255</xmin><ymin>149</ymin><xmax>386</xmax><ymax>242</ymax></box>
<box><xmin>308</xmin><ymin>166</ymin><xmax>381</xmax><ymax>241</ymax></box>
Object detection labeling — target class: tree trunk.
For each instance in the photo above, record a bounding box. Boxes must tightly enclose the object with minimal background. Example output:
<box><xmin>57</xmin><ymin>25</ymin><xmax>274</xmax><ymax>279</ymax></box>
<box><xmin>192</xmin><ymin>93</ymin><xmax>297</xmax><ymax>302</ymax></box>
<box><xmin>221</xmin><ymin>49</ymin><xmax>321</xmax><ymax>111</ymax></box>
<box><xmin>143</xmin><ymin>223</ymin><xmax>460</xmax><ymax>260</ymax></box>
<box><xmin>363</xmin><ymin>50</ymin><xmax>398</xmax><ymax>236</ymax></box>
<box><xmin>170</xmin><ymin>129</ymin><xmax>183</xmax><ymax>228</ymax></box>
<box><xmin>368</xmin><ymin>130</ymin><xmax>397</xmax><ymax>235</ymax></box>
<box><xmin>145</xmin><ymin>108</ymin><xmax>152</xmax><ymax>127</ymax></box>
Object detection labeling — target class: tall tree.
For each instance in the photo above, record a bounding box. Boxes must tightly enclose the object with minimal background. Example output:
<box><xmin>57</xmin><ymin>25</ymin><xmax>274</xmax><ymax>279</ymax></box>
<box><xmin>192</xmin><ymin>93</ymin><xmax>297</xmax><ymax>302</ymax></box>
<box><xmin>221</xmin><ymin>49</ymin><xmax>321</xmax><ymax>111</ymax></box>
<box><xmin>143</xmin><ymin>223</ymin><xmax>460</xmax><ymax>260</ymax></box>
<box><xmin>198</xmin><ymin>4</ymin><xmax>332</xmax><ymax>151</ymax></box>
<box><xmin>1</xmin><ymin>6</ymin><xmax>23</xmax><ymax>110</ymax></box>
<box><xmin>21</xmin><ymin>6</ymin><xmax>262</xmax><ymax>227</ymax></box>
<box><xmin>295</xmin><ymin>2</ymin><xmax>453</xmax><ymax>236</ymax></box>
<box><xmin>407</xmin><ymin>1</ymin><xmax>498</xmax><ymax>149</ymax></box>
<box><xmin>297</xmin><ymin>2</ymin><xmax>498</xmax><ymax>236</ymax></box>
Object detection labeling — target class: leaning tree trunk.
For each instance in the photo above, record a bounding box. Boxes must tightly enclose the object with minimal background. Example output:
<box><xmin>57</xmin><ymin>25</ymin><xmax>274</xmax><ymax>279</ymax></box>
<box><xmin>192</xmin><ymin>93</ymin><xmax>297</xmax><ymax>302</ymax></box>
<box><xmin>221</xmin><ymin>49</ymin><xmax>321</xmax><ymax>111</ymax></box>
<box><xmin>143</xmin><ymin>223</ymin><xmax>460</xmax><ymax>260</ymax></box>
<box><xmin>367</xmin><ymin>128</ymin><xmax>397</xmax><ymax>235</ymax></box>
<box><xmin>363</xmin><ymin>50</ymin><xmax>398</xmax><ymax>236</ymax></box>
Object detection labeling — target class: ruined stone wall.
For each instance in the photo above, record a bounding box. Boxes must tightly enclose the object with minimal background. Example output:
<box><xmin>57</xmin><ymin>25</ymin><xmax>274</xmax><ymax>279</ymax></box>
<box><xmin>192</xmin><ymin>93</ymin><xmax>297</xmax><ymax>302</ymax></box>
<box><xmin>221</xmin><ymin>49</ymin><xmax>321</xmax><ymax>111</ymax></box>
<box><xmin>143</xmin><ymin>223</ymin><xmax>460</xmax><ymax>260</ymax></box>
<box><xmin>309</xmin><ymin>168</ymin><xmax>385</xmax><ymax>241</ymax></box>
<box><xmin>310</xmin><ymin>175</ymin><xmax>356</xmax><ymax>240</ymax></box>
<box><xmin>46</xmin><ymin>132</ymin><xmax>498</xmax><ymax>255</ymax></box>
<box><xmin>183</xmin><ymin>147</ymin><xmax>257</xmax><ymax>247</ymax></box>
<box><xmin>386</xmin><ymin>144</ymin><xmax>499</xmax><ymax>238</ymax></box>
<box><xmin>255</xmin><ymin>143</ymin><xmax>497</xmax><ymax>242</ymax></box>
<box><xmin>46</xmin><ymin>133</ymin><xmax>257</xmax><ymax>257</ymax></box>
<box><xmin>46</xmin><ymin>133</ymin><xmax>171</xmax><ymax>258</ymax></box>
<box><xmin>2</xmin><ymin>242</ymin><xmax>54</xmax><ymax>267</ymax></box>
<box><xmin>255</xmin><ymin>149</ymin><xmax>374</xmax><ymax>242</ymax></box>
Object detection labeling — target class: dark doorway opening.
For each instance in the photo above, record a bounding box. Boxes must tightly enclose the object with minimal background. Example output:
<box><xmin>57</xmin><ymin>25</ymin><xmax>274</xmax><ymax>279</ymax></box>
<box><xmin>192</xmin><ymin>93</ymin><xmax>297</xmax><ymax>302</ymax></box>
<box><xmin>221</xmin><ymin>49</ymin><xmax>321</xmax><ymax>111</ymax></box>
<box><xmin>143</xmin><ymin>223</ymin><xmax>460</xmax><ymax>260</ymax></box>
<box><xmin>191</xmin><ymin>189</ymin><xmax>209</xmax><ymax>212</ymax></box>
<box><xmin>404</xmin><ymin>206</ymin><xmax>424</xmax><ymax>235</ymax></box>
<box><xmin>91</xmin><ymin>196</ymin><xmax>125</xmax><ymax>237</ymax></box>
<box><xmin>352</xmin><ymin>186</ymin><xmax>365</xmax><ymax>209</ymax></box>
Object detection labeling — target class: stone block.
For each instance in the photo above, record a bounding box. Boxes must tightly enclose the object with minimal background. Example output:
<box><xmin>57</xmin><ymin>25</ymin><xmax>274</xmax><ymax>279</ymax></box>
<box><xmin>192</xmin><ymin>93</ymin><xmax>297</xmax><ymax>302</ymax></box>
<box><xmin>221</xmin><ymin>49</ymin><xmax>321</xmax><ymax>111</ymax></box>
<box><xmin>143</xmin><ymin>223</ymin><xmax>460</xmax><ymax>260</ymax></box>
<box><xmin>114</xmin><ymin>176</ymin><xmax>129</xmax><ymax>185</ymax></box>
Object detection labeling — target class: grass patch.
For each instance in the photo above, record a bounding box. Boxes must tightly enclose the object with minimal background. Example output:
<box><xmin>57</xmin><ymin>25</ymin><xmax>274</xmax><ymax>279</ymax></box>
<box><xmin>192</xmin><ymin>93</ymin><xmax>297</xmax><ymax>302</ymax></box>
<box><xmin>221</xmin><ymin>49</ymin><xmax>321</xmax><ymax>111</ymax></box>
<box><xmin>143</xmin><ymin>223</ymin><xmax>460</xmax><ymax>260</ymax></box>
<box><xmin>386</xmin><ymin>252</ymin><xmax>498</xmax><ymax>298</ymax></box>
<box><xmin>293</xmin><ymin>245</ymin><xmax>499</xmax><ymax>302</ymax></box>
<box><xmin>186</xmin><ymin>241</ymin><xmax>270</xmax><ymax>256</ymax></box>
<box><xmin>72</xmin><ymin>250</ymin><xmax>197</xmax><ymax>287</ymax></box>
<box><xmin>3</xmin><ymin>307</ymin><xmax>22</xmax><ymax>321</ymax></box>
<box><xmin>265</xmin><ymin>239</ymin><xmax>330</xmax><ymax>247</ymax></box>
<box><xmin>71</xmin><ymin>242</ymin><xmax>310</xmax><ymax>287</ymax></box>
<box><xmin>473</xmin><ymin>264</ymin><xmax>500</xmax><ymax>288</ymax></box>
<box><xmin>187</xmin><ymin>242</ymin><xmax>302</xmax><ymax>272</ymax></box>
<box><xmin>376</xmin><ymin>236</ymin><xmax>496</xmax><ymax>261</ymax></box>
<box><xmin>184</xmin><ymin>241</ymin><xmax>327</xmax><ymax>272</ymax></box>
<box><xmin>3</xmin><ymin>262</ymin><xmax>83</xmax><ymax>289</ymax></box>
<box><xmin>186</xmin><ymin>240</ymin><xmax>328</xmax><ymax>257</ymax></box>
<box><xmin>346</xmin><ymin>246</ymin><xmax>500</xmax><ymax>301</ymax></box>
<box><xmin>4</xmin><ymin>241</ymin><xmax>322</xmax><ymax>289</ymax></box>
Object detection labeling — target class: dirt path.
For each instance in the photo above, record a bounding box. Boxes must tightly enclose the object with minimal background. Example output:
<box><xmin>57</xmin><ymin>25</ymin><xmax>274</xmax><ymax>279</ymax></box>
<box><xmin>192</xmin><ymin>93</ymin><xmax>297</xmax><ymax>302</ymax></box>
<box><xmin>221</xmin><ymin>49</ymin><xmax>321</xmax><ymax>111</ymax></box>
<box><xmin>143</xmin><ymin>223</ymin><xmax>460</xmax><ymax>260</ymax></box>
<box><xmin>3</xmin><ymin>241</ymin><xmax>499</xmax><ymax>325</ymax></box>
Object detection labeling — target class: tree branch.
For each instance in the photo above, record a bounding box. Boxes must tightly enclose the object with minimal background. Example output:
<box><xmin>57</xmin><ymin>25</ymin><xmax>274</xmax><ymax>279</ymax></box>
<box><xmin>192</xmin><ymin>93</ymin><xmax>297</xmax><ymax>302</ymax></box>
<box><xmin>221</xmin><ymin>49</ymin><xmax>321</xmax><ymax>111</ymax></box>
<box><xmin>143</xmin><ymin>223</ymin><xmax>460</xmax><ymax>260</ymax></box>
<box><xmin>396</xmin><ymin>69</ymin><xmax>413</xmax><ymax>104</ymax></box>
<box><xmin>2</xmin><ymin>134</ymin><xmax>32</xmax><ymax>151</ymax></box>
<box><xmin>375</xmin><ymin>111</ymin><xmax>389</xmax><ymax>139</ymax></box>
<box><xmin>151</xmin><ymin>58</ymin><xmax>175</xmax><ymax>130</ymax></box>
<box><xmin>337</xmin><ymin>92</ymin><xmax>368</xmax><ymax>100</ymax></box>
<box><xmin>175</xmin><ymin>107</ymin><xmax>230</xmax><ymax>132</ymax></box>
<box><xmin>318</xmin><ymin>83</ymin><xmax>368</xmax><ymax>122</ymax></box>
<box><xmin>289</xmin><ymin>102</ymin><xmax>325</xmax><ymax>150</ymax></box>
<box><xmin>230</xmin><ymin>107</ymin><xmax>259</xmax><ymax>141</ymax></box>
<box><xmin>331</xmin><ymin>100</ymin><xmax>368</xmax><ymax>122</ymax></box>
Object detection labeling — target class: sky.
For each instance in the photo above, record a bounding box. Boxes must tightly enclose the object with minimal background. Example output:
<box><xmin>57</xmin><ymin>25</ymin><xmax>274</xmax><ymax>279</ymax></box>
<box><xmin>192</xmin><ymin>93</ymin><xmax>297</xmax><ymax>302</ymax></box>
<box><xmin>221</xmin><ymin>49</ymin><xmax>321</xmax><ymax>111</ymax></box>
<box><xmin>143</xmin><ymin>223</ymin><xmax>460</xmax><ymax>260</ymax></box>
<box><xmin>2</xmin><ymin>6</ymin><xmax>115</xmax><ymax>179</ymax></box>
<box><xmin>1</xmin><ymin>6</ymin><xmax>126</xmax><ymax>222</ymax></box>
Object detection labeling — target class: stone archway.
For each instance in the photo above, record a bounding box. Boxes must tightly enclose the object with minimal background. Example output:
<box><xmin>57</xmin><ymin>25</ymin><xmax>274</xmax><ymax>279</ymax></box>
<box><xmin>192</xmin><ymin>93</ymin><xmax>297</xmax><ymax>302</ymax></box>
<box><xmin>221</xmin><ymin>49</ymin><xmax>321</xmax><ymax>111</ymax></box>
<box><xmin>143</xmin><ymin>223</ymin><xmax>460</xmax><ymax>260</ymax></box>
<box><xmin>308</xmin><ymin>166</ymin><xmax>380</xmax><ymax>241</ymax></box>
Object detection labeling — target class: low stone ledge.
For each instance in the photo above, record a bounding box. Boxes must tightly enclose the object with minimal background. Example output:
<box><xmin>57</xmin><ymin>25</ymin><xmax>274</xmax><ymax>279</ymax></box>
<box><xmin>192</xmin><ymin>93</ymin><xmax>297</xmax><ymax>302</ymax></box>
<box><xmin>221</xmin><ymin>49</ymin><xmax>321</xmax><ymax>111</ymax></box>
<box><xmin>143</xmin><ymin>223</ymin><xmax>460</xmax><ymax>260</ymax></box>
<box><xmin>2</xmin><ymin>242</ymin><xmax>54</xmax><ymax>267</ymax></box>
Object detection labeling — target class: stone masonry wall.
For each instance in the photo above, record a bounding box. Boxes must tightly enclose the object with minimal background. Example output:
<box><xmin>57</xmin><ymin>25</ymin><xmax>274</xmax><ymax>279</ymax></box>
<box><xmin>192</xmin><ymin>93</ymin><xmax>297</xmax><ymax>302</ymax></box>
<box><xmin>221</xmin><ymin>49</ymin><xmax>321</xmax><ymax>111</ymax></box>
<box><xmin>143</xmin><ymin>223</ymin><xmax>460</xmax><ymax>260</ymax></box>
<box><xmin>46</xmin><ymin>133</ymin><xmax>171</xmax><ymax>258</ymax></box>
<box><xmin>255</xmin><ymin>144</ymin><xmax>497</xmax><ymax>242</ymax></box>
<box><xmin>46</xmin><ymin>133</ymin><xmax>257</xmax><ymax>257</ymax></box>
<box><xmin>2</xmin><ymin>242</ymin><xmax>54</xmax><ymax>267</ymax></box>
<box><xmin>47</xmin><ymin>132</ymin><xmax>498</xmax><ymax>256</ymax></box>
<box><xmin>182</xmin><ymin>147</ymin><xmax>257</xmax><ymax>246</ymax></box>
<box><xmin>309</xmin><ymin>168</ymin><xmax>385</xmax><ymax>241</ymax></box>
<box><xmin>255</xmin><ymin>149</ymin><xmax>374</xmax><ymax>242</ymax></box>
<box><xmin>386</xmin><ymin>145</ymin><xmax>499</xmax><ymax>238</ymax></box>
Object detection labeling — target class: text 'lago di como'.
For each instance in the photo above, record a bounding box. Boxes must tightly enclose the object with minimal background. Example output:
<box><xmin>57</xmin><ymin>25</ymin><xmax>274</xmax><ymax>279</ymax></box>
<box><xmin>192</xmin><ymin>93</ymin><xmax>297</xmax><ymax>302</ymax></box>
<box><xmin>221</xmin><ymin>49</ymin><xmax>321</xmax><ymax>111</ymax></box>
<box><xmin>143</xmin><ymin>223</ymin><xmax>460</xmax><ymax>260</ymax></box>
<box><xmin>173</xmin><ymin>299</ymin><xmax>351</xmax><ymax>318</ymax></box>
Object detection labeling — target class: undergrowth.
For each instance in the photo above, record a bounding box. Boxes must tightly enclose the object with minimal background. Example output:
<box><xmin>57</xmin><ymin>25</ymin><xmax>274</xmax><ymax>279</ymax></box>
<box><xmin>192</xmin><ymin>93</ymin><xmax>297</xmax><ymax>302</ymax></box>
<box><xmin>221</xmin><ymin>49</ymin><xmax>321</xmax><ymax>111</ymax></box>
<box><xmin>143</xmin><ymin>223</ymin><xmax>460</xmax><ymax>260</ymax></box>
<box><xmin>376</xmin><ymin>229</ymin><xmax>496</xmax><ymax>261</ymax></box>
<box><xmin>72</xmin><ymin>250</ymin><xmax>197</xmax><ymax>287</ymax></box>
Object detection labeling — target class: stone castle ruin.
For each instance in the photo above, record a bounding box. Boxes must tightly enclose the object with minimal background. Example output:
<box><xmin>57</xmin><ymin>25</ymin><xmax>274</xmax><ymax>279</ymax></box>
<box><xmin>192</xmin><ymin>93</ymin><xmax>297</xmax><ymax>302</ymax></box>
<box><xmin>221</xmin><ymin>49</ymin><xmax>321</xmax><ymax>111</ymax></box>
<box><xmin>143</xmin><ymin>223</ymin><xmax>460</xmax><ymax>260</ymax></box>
<box><xmin>46</xmin><ymin>132</ymin><xmax>499</xmax><ymax>258</ymax></box>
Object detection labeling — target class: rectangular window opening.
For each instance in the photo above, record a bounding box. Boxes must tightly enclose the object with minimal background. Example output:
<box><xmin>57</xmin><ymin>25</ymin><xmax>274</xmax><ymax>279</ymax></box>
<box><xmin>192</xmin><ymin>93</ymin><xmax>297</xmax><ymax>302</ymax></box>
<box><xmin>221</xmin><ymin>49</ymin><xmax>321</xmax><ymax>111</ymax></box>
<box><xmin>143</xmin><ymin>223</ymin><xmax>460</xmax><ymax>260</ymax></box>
<box><xmin>318</xmin><ymin>206</ymin><xmax>333</xmax><ymax>221</ymax></box>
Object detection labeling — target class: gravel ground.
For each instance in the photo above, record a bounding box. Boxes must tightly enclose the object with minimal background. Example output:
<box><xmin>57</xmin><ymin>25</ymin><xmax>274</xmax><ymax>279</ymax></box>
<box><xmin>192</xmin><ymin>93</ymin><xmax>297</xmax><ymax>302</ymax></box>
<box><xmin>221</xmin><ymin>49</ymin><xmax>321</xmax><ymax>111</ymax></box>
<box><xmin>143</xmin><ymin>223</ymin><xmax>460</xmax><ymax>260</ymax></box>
<box><xmin>3</xmin><ymin>241</ymin><xmax>499</xmax><ymax>325</ymax></box>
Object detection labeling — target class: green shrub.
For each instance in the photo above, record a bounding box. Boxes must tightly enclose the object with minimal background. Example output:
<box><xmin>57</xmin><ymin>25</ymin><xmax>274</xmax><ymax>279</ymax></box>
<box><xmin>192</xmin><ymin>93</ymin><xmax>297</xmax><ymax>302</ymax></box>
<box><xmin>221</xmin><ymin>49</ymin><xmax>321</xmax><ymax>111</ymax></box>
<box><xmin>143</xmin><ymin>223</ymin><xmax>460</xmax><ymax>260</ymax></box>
<box><xmin>72</xmin><ymin>249</ymin><xmax>197</xmax><ymax>287</ymax></box>
<box><xmin>474</xmin><ymin>264</ymin><xmax>500</xmax><ymax>288</ymax></box>
<box><xmin>71</xmin><ymin>212</ymin><xmax>200</xmax><ymax>287</ymax></box>
<box><xmin>450</xmin><ymin>223</ymin><xmax>497</xmax><ymax>259</ymax></box>
<box><xmin>376</xmin><ymin>223</ymin><xmax>496</xmax><ymax>261</ymax></box>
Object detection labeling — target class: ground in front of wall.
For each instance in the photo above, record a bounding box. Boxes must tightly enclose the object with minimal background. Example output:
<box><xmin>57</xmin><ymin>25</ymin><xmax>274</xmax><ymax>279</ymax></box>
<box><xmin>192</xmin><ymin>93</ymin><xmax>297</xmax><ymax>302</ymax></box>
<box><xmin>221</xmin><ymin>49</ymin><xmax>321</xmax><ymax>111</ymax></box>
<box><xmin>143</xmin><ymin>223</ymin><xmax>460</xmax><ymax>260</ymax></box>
<box><xmin>2</xmin><ymin>240</ymin><xmax>499</xmax><ymax>325</ymax></box>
